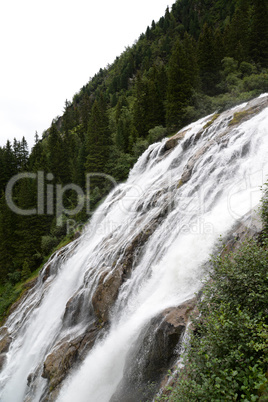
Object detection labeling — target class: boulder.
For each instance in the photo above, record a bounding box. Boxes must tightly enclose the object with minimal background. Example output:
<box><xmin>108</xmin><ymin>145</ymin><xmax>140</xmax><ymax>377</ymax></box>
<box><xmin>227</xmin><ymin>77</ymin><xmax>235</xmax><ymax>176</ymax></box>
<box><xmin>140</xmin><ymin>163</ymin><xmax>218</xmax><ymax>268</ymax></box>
<box><xmin>92</xmin><ymin>269</ymin><xmax>123</xmax><ymax>323</ymax></box>
<box><xmin>42</xmin><ymin>321</ymin><xmax>100</xmax><ymax>392</ymax></box>
<box><xmin>92</xmin><ymin>217</ymin><xmax>161</xmax><ymax>323</ymax></box>
<box><xmin>111</xmin><ymin>298</ymin><xmax>197</xmax><ymax>402</ymax></box>
<box><xmin>62</xmin><ymin>289</ymin><xmax>93</xmax><ymax>328</ymax></box>
<box><xmin>180</xmin><ymin>142</ymin><xmax>212</xmax><ymax>184</ymax></box>
<box><xmin>42</xmin><ymin>262</ymin><xmax>52</xmax><ymax>283</ymax></box>
<box><xmin>164</xmin><ymin>130</ymin><xmax>188</xmax><ymax>151</ymax></box>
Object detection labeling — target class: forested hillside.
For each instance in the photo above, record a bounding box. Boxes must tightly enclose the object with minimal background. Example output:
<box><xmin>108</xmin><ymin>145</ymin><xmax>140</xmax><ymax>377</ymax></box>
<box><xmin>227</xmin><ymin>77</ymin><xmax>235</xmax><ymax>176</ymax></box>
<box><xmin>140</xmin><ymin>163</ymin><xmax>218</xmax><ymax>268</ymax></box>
<box><xmin>0</xmin><ymin>0</ymin><xmax>267</xmax><ymax>297</ymax></box>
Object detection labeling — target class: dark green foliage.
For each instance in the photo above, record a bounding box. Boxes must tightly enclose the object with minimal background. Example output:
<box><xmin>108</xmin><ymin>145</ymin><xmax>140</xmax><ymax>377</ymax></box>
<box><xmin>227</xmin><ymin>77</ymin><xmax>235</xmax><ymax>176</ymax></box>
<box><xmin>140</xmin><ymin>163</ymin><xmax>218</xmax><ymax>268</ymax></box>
<box><xmin>166</xmin><ymin>34</ymin><xmax>199</xmax><ymax>130</ymax></box>
<box><xmin>85</xmin><ymin>97</ymin><xmax>111</xmax><ymax>178</ymax></box>
<box><xmin>250</xmin><ymin>0</ymin><xmax>268</xmax><ymax>66</ymax></box>
<box><xmin>225</xmin><ymin>0</ymin><xmax>251</xmax><ymax>62</ymax></box>
<box><xmin>21</xmin><ymin>260</ymin><xmax>31</xmax><ymax>281</ymax></box>
<box><xmin>198</xmin><ymin>23</ymin><xmax>220</xmax><ymax>95</ymax></box>
<box><xmin>41</xmin><ymin>235</ymin><xmax>58</xmax><ymax>256</ymax></box>
<box><xmin>261</xmin><ymin>181</ymin><xmax>268</xmax><ymax>234</ymax></box>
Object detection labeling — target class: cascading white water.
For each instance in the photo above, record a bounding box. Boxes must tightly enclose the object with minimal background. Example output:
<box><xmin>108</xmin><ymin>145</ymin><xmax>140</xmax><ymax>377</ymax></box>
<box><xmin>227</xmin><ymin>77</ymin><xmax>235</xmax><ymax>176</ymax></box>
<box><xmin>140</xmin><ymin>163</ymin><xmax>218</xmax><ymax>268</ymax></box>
<box><xmin>0</xmin><ymin>95</ymin><xmax>268</xmax><ymax>402</ymax></box>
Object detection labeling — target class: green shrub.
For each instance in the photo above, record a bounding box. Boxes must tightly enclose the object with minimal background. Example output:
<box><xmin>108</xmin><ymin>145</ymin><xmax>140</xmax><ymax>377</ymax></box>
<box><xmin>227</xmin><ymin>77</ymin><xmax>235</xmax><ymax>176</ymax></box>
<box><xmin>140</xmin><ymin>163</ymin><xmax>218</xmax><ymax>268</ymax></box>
<box><xmin>148</xmin><ymin>126</ymin><xmax>167</xmax><ymax>144</ymax></box>
<box><xmin>7</xmin><ymin>271</ymin><xmax>21</xmax><ymax>285</ymax></box>
<box><xmin>240</xmin><ymin>62</ymin><xmax>257</xmax><ymax>77</ymax></box>
<box><xmin>243</xmin><ymin>71</ymin><xmax>268</xmax><ymax>92</ymax></box>
<box><xmin>132</xmin><ymin>138</ymin><xmax>149</xmax><ymax>158</ymax></box>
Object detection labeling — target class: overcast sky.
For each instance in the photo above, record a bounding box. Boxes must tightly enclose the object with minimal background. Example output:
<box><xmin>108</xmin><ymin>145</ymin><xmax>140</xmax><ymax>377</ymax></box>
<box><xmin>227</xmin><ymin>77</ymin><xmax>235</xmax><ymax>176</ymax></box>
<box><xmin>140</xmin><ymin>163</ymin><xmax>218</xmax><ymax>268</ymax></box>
<box><xmin>0</xmin><ymin>0</ymin><xmax>173</xmax><ymax>151</ymax></box>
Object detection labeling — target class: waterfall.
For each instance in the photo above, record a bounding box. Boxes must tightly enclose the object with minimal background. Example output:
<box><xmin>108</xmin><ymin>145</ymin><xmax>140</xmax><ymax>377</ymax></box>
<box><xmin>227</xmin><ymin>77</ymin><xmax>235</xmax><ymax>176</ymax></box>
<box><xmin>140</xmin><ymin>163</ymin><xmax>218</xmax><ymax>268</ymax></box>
<box><xmin>0</xmin><ymin>94</ymin><xmax>268</xmax><ymax>402</ymax></box>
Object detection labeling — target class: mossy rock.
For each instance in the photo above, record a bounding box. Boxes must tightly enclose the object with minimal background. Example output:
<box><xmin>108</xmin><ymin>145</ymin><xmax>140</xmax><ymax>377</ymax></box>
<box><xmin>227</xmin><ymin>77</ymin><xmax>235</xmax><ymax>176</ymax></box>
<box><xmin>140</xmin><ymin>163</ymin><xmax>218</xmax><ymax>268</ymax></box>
<box><xmin>229</xmin><ymin>108</ymin><xmax>256</xmax><ymax>126</ymax></box>
<box><xmin>203</xmin><ymin>113</ymin><xmax>220</xmax><ymax>129</ymax></box>
<box><xmin>177</xmin><ymin>179</ymin><xmax>184</xmax><ymax>189</ymax></box>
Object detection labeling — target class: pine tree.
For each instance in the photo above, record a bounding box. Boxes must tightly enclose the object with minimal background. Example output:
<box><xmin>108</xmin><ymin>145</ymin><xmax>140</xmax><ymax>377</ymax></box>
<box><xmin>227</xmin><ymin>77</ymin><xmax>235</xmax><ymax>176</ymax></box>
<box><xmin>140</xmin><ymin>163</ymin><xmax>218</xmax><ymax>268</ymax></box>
<box><xmin>227</xmin><ymin>0</ymin><xmax>250</xmax><ymax>62</ymax></box>
<box><xmin>0</xmin><ymin>192</ymin><xmax>18</xmax><ymax>282</ymax></box>
<box><xmin>21</xmin><ymin>260</ymin><xmax>31</xmax><ymax>281</ymax></box>
<box><xmin>133</xmin><ymin>72</ymin><xmax>149</xmax><ymax>137</ymax></box>
<box><xmin>19</xmin><ymin>137</ymin><xmax>29</xmax><ymax>170</ymax></box>
<box><xmin>166</xmin><ymin>34</ymin><xmax>199</xmax><ymax>130</ymax></box>
<box><xmin>250</xmin><ymin>0</ymin><xmax>268</xmax><ymax>66</ymax></box>
<box><xmin>47</xmin><ymin>123</ymin><xmax>70</xmax><ymax>183</ymax></box>
<box><xmin>85</xmin><ymin>96</ymin><xmax>111</xmax><ymax>186</ymax></box>
<box><xmin>198</xmin><ymin>23</ymin><xmax>220</xmax><ymax>95</ymax></box>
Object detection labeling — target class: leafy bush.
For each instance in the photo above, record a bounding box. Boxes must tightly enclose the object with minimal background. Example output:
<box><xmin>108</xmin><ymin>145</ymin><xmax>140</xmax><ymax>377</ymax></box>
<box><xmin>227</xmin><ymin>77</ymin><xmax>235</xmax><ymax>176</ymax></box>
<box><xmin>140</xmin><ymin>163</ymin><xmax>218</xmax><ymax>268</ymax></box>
<box><xmin>132</xmin><ymin>138</ymin><xmax>149</xmax><ymax>158</ymax></box>
<box><xmin>243</xmin><ymin>71</ymin><xmax>268</xmax><ymax>92</ymax></box>
<box><xmin>240</xmin><ymin>62</ymin><xmax>257</xmax><ymax>77</ymax></box>
<box><xmin>148</xmin><ymin>126</ymin><xmax>167</xmax><ymax>144</ymax></box>
<box><xmin>261</xmin><ymin>182</ymin><xmax>268</xmax><ymax>234</ymax></box>
<box><xmin>7</xmin><ymin>271</ymin><xmax>21</xmax><ymax>285</ymax></box>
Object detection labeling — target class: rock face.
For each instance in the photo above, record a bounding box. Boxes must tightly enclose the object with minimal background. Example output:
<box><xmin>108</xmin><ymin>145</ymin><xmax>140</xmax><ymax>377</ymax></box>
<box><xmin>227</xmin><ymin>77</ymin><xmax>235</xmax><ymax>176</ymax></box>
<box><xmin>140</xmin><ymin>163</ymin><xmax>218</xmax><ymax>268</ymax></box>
<box><xmin>221</xmin><ymin>209</ymin><xmax>263</xmax><ymax>257</ymax></box>
<box><xmin>180</xmin><ymin>142</ymin><xmax>212</xmax><ymax>184</ymax></box>
<box><xmin>41</xmin><ymin>320</ymin><xmax>101</xmax><ymax>399</ymax></box>
<box><xmin>91</xmin><ymin>216</ymin><xmax>164</xmax><ymax>324</ymax></box>
<box><xmin>92</xmin><ymin>269</ymin><xmax>123</xmax><ymax>323</ymax></box>
<box><xmin>111</xmin><ymin>298</ymin><xmax>197</xmax><ymax>402</ymax></box>
<box><xmin>0</xmin><ymin>327</ymin><xmax>12</xmax><ymax>371</ymax></box>
<box><xmin>228</xmin><ymin>95</ymin><xmax>268</xmax><ymax>126</ymax></box>
<box><xmin>164</xmin><ymin>130</ymin><xmax>188</xmax><ymax>151</ymax></box>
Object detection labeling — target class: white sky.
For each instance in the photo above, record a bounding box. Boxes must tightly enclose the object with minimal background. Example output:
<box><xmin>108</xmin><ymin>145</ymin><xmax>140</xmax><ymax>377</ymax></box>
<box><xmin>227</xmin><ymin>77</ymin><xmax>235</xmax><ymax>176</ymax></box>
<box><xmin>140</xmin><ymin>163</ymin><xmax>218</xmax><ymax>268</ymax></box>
<box><xmin>0</xmin><ymin>0</ymin><xmax>173</xmax><ymax>151</ymax></box>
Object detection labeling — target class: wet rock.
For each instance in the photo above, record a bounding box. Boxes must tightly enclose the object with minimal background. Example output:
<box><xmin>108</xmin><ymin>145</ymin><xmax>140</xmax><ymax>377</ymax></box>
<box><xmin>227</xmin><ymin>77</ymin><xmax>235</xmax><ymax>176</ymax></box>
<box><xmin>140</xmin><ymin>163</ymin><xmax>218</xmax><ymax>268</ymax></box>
<box><xmin>63</xmin><ymin>289</ymin><xmax>92</xmax><ymax>328</ymax></box>
<box><xmin>221</xmin><ymin>209</ymin><xmax>262</xmax><ymax>257</ymax></box>
<box><xmin>0</xmin><ymin>354</ymin><xmax>7</xmax><ymax>371</ymax></box>
<box><xmin>92</xmin><ymin>217</ymin><xmax>161</xmax><ymax>323</ymax></box>
<box><xmin>42</xmin><ymin>343</ymin><xmax>78</xmax><ymax>390</ymax></box>
<box><xmin>180</xmin><ymin>142</ymin><xmax>212</xmax><ymax>184</ymax></box>
<box><xmin>229</xmin><ymin>96</ymin><xmax>268</xmax><ymax>126</ymax></box>
<box><xmin>92</xmin><ymin>268</ymin><xmax>123</xmax><ymax>323</ymax></box>
<box><xmin>27</xmin><ymin>371</ymin><xmax>37</xmax><ymax>386</ymax></box>
<box><xmin>164</xmin><ymin>130</ymin><xmax>188</xmax><ymax>151</ymax></box>
<box><xmin>42</xmin><ymin>321</ymin><xmax>100</xmax><ymax>392</ymax></box>
<box><xmin>42</xmin><ymin>262</ymin><xmax>52</xmax><ymax>283</ymax></box>
<box><xmin>0</xmin><ymin>327</ymin><xmax>12</xmax><ymax>354</ymax></box>
<box><xmin>0</xmin><ymin>327</ymin><xmax>12</xmax><ymax>371</ymax></box>
<box><xmin>121</xmin><ymin>222</ymin><xmax>157</xmax><ymax>281</ymax></box>
<box><xmin>111</xmin><ymin>298</ymin><xmax>197</xmax><ymax>402</ymax></box>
